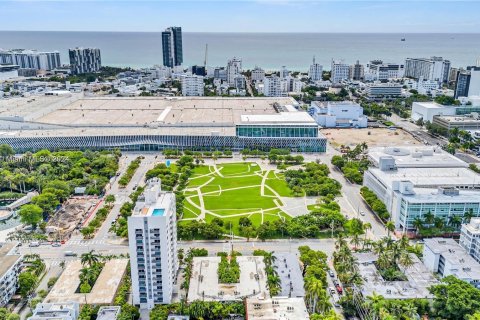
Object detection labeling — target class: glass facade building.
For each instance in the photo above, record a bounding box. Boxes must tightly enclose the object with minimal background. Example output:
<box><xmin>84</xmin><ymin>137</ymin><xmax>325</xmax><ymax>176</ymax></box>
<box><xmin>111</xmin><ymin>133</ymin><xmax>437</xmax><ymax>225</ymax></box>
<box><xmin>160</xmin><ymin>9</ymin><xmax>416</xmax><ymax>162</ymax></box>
<box><xmin>398</xmin><ymin>199</ymin><xmax>480</xmax><ymax>231</ymax></box>
<box><xmin>0</xmin><ymin>133</ymin><xmax>327</xmax><ymax>153</ymax></box>
<box><xmin>162</xmin><ymin>27</ymin><xmax>183</xmax><ymax>68</ymax></box>
<box><xmin>236</xmin><ymin>125</ymin><xmax>318</xmax><ymax>138</ymax></box>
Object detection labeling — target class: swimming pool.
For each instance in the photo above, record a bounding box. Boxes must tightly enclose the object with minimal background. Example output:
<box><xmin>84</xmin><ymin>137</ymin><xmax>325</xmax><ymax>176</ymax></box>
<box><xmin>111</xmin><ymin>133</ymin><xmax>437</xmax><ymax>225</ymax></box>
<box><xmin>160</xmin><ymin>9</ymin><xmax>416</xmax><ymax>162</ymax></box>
<box><xmin>152</xmin><ymin>208</ymin><xmax>165</xmax><ymax>216</ymax></box>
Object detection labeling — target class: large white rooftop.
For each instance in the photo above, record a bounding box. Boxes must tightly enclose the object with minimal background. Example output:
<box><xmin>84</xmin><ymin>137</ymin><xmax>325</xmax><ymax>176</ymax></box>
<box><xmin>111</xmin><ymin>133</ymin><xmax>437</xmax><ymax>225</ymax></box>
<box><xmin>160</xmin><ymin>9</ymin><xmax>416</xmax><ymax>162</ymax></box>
<box><xmin>368</xmin><ymin>166</ymin><xmax>480</xmax><ymax>189</ymax></box>
<box><xmin>0</xmin><ymin>96</ymin><xmax>316</xmax><ymax>137</ymax></box>
<box><xmin>400</xmin><ymin>188</ymin><xmax>480</xmax><ymax>203</ymax></box>
<box><xmin>368</xmin><ymin>146</ymin><xmax>468</xmax><ymax>168</ymax></box>
<box><xmin>240</xmin><ymin>111</ymin><xmax>316</xmax><ymax>125</ymax></box>
<box><xmin>461</xmin><ymin>218</ymin><xmax>480</xmax><ymax>235</ymax></box>
<box><xmin>245</xmin><ymin>297</ymin><xmax>310</xmax><ymax>320</ymax></box>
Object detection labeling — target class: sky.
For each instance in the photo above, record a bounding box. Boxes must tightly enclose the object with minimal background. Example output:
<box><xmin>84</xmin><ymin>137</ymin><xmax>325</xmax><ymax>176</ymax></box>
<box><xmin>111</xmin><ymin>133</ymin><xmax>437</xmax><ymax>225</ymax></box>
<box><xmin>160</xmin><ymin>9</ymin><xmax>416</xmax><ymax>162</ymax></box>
<box><xmin>0</xmin><ymin>0</ymin><xmax>479</xmax><ymax>33</ymax></box>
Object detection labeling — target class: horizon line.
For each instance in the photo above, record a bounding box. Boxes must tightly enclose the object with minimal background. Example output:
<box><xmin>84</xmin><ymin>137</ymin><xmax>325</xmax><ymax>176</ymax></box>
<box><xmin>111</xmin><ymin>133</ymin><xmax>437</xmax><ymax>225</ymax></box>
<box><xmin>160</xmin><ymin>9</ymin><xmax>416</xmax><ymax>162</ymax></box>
<box><xmin>1</xmin><ymin>30</ymin><xmax>480</xmax><ymax>34</ymax></box>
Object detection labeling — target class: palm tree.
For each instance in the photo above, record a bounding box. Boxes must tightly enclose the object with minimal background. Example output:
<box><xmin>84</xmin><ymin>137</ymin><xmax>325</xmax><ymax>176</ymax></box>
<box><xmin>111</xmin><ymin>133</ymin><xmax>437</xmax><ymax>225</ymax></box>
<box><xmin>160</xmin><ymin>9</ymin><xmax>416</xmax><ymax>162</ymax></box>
<box><xmin>80</xmin><ymin>250</ymin><xmax>100</xmax><ymax>267</ymax></box>
<box><xmin>305</xmin><ymin>278</ymin><xmax>325</xmax><ymax>313</ymax></box>
<box><xmin>423</xmin><ymin>211</ymin><xmax>435</xmax><ymax>226</ymax></box>
<box><xmin>262</xmin><ymin>251</ymin><xmax>277</xmax><ymax>266</ymax></box>
<box><xmin>386</xmin><ymin>221</ymin><xmax>395</xmax><ymax>237</ymax></box>
<box><xmin>464</xmin><ymin>208</ymin><xmax>475</xmax><ymax>224</ymax></box>
<box><xmin>335</xmin><ymin>234</ymin><xmax>347</xmax><ymax>250</ymax></box>
<box><xmin>350</xmin><ymin>233</ymin><xmax>362</xmax><ymax>250</ymax></box>
<box><xmin>398</xmin><ymin>252</ymin><xmax>414</xmax><ymax>270</ymax></box>
<box><xmin>402</xmin><ymin>302</ymin><xmax>418</xmax><ymax>319</ymax></box>
<box><xmin>412</xmin><ymin>217</ymin><xmax>424</xmax><ymax>234</ymax></box>
<box><xmin>188</xmin><ymin>300</ymin><xmax>206</xmax><ymax>319</ymax></box>
<box><xmin>362</xmin><ymin>222</ymin><xmax>372</xmax><ymax>249</ymax></box>
<box><xmin>346</xmin><ymin>270</ymin><xmax>364</xmax><ymax>287</ymax></box>
<box><xmin>267</xmin><ymin>274</ymin><xmax>281</xmax><ymax>295</ymax></box>
<box><xmin>366</xmin><ymin>292</ymin><xmax>384</xmax><ymax>318</ymax></box>
<box><xmin>449</xmin><ymin>215</ymin><xmax>462</xmax><ymax>230</ymax></box>
<box><xmin>434</xmin><ymin>217</ymin><xmax>445</xmax><ymax>229</ymax></box>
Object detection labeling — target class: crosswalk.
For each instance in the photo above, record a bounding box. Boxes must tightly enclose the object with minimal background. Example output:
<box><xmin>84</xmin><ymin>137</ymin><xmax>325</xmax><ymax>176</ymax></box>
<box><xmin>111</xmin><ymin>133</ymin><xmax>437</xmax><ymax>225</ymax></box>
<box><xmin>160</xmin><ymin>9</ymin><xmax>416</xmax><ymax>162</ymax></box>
<box><xmin>66</xmin><ymin>239</ymin><xmax>106</xmax><ymax>246</ymax></box>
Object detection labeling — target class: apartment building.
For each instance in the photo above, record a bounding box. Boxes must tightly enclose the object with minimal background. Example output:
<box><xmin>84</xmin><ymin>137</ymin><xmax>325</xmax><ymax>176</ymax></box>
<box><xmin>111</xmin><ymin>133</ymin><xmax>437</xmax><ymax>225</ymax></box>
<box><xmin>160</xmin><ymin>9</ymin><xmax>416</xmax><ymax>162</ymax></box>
<box><xmin>181</xmin><ymin>74</ymin><xmax>204</xmax><ymax>96</ymax></box>
<box><xmin>128</xmin><ymin>178</ymin><xmax>178</xmax><ymax>309</ymax></box>
<box><xmin>0</xmin><ymin>242</ymin><xmax>23</xmax><ymax>307</ymax></box>
<box><xmin>404</xmin><ymin>56</ymin><xmax>450</xmax><ymax>83</ymax></box>
<box><xmin>68</xmin><ymin>48</ymin><xmax>101</xmax><ymax>75</ymax></box>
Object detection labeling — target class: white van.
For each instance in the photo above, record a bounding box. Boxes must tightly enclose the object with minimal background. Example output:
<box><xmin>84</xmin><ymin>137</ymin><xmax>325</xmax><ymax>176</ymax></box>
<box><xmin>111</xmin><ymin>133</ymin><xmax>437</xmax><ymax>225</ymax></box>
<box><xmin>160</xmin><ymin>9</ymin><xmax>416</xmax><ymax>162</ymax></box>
<box><xmin>29</xmin><ymin>241</ymin><xmax>40</xmax><ymax>247</ymax></box>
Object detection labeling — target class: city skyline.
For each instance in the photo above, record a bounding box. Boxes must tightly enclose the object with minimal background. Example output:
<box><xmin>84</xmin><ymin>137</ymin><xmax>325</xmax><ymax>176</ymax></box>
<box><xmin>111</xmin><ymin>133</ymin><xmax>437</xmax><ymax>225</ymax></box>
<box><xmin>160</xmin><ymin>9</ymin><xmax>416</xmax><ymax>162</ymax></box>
<box><xmin>1</xmin><ymin>1</ymin><xmax>479</xmax><ymax>33</ymax></box>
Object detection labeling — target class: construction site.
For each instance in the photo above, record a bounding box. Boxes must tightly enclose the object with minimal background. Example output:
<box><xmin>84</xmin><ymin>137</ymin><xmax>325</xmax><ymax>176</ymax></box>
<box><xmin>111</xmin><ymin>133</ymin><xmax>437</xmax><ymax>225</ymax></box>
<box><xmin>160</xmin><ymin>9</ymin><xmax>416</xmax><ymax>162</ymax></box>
<box><xmin>45</xmin><ymin>197</ymin><xmax>100</xmax><ymax>241</ymax></box>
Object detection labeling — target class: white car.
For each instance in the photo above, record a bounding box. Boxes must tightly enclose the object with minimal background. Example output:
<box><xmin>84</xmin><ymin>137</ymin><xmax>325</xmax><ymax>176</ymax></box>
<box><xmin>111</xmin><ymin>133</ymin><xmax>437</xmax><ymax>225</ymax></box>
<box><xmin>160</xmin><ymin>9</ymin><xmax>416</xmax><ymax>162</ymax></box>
<box><xmin>329</xmin><ymin>287</ymin><xmax>336</xmax><ymax>295</ymax></box>
<box><xmin>360</xmin><ymin>211</ymin><xmax>365</xmax><ymax>216</ymax></box>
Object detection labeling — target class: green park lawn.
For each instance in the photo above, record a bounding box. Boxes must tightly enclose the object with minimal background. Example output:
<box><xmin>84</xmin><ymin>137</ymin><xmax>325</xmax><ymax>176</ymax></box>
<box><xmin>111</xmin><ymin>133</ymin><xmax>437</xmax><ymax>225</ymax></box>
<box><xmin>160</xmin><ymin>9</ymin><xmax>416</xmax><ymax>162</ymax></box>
<box><xmin>180</xmin><ymin>162</ymin><xmax>294</xmax><ymax>234</ymax></box>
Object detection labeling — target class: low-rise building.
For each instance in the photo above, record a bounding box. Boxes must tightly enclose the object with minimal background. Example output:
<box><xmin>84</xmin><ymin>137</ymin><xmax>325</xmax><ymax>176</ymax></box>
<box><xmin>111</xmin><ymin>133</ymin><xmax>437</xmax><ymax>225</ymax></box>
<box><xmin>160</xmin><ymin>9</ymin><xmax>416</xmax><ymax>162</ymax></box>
<box><xmin>28</xmin><ymin>302</ymin><xmax>80</xmax><ymax>320</ymax></box>
<box><xmin>45</xmin><ymin>259</ymin><xmax>128</xmax><ymax>305</ymax></box>
<box><xmin>309</xmin><ymin>101</ymin><xmax>367</xmax><ymax>128</ymax></box>
<box><xmin>187</xmin><ymin>256</ymin><xmax>269</xmax><ymax>302</ymax></box>
<box><xmin>424</xmin><ymin>238</ymin><xmax>480</xmax><ymax>287</ymax></box>
<box><xmin>365</xmin><ymin>82</ymin><xmax>402</xmax><ymax>99</ymax></box>
<box><xmin>355</xmin><ymin>252</ymin><xmax>437</xmax><ymax>299</ymax></box>
<box><xmin>0</xmin><ymin>242</ymin><xmax>23</xmax><ymax>307</ymax></box>
<box><xmin>367</xmin><ymin>60</ymin><xmax>404</xmax><ymax>81</ymax></box>
<box><xmin>309</xmin><ymin>58</ymin><xmax>323</xmax><ymax>82</ymax></box>
<box><xmin>96</xmin><ymin>306</ymin><xmax>121</xmax><ymax>320</ymax></box>
<box><xmin>251</xmin><ymin>66</ymin><xmax>265</xmax><ymax>82</ymax></box>
<box><xmin>363</xmin><ymin>146</ymin><xmax>480</xmax><ymax>231</ymax></box>
<box><xmin>245</xmin><ymin>297</ymin><xmax>309</xmax><ymax>320</ymax></box>
<box><xmin>0</xmin><ymin>65</ymin><xmax>19</xmax><ymax>80</ymax></box>
<box><xmin>181</xmin><ymin>74</ymin><xmax>204</xmax><ymax>96</ymax></box>
<box><xmin>331</xmin><ymin>60</ymin><xmax>350</xmax><ymax>84</ymax></box>
<box><xmin>411</xmin><ymin>101</ymin><xmax>480</xmax><ymax>122</ymax></box>
<box><xmin>411</xmin><ymin>101</ymin><xmax>457</xmax><ymax>122</ymax></box>
<box><xmin>460</xmin><ymin>218</ymin><xmax>480</xmax><ymax>263</ymax></box>
<box><xmin>263</xmin><ymin>75</ymin><xmax>285</xmax><ymax>97</ymax></box>
<box><xmin>432</xmin><ymin>113</ymin><xmax>480</xmax><ymax>131</ymax></box>
<box><xmin>404</xmin><ymin>79</ymin><xmax>440</xmax><ymax>94</ymax></box>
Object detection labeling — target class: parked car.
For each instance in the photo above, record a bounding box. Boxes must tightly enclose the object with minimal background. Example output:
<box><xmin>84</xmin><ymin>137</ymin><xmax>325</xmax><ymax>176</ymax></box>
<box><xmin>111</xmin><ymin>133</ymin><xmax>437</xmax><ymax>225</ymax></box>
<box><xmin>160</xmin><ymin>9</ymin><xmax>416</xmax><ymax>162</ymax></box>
<box><xmin>329</xmin><ymin>287</ymin><xmax>336</xmax><ymax>295</ymax></box>
<box><xmin>359</xmin><ymin>210</ymin><xmax>365</xmax><ymax>216</ymax></box>
<box><xmin>333</xmin><ymin>295</ymin><xmax>341</xmax><ymax>307</ymax></box>
<box><xmin>336</xmin><ymin>284</ymin><xmax>343</xmax><ymax>295</ymax></box>
<box><xmin>29</xmin><ymin>241</ymin><xmax>40</xmax><ymax>247</ymax></box>
<box><xmin>328</xmin><ymin>269</ymin><xmax>335</xmax><ymax>277</ymax></box>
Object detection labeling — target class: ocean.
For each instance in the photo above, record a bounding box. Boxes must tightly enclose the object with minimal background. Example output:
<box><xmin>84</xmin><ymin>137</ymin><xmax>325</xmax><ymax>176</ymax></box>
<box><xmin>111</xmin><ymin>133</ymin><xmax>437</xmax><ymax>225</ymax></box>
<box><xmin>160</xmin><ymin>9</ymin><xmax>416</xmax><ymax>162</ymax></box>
<box><xmin>0</xmin><ymin>31</ymin><xmax>479</xmax><ymax>71</ymax></box>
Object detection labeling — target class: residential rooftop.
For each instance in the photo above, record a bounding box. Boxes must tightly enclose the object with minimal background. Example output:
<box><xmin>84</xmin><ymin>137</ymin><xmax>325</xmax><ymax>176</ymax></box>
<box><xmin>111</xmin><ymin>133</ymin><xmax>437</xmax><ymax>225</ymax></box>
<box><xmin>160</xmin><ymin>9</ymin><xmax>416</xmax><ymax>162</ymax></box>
<box><xmin>424</xmin><ymin>238</ymin><xmax>480</xmax><ymax>281</ymax></box>
<box><xmin>0</xmin><ymin>242</ymin><xmax>21</xmax><ymax>280</ymax></box>
<box><xmin>28</xmin><ymin>302</ymin><xmax>79</xmax><ymax>320</ymax></box>
<box><xmin>187</xmin><ymin>256</ymin><xmax>269</xmax><ymax>302</ymax></box>
<box><xmin>96</xmin><ymin>306</ymin><xmax>121</xmax><ymax>320</ymax></box>
<box><xmin>45</xmin><ymin>259</ymin><xmax>128</xmax><ymax>305</ymax></box>
<box><xmin>132</xmin><ymin>178</ymin><xmax>174</xmax><ymax>217</ymax></box>
<box><xmin>461</xmin><ymin>218</ymin><xmax>480</xmax><ymax>235</ymax></box>
<box><xmin>245</xmin><ymin>297</ymin><xmax>310</xmax><ymax>320</ymax></box>
<box><xmin>355</xmin><ymin>252</ymin><xmax>438</xmax><ymax>299</ymax></box>
<box><xmin>273</xmin><ymin>253</ymin><xmax>305</xmax><ymax>298</ymax></box>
